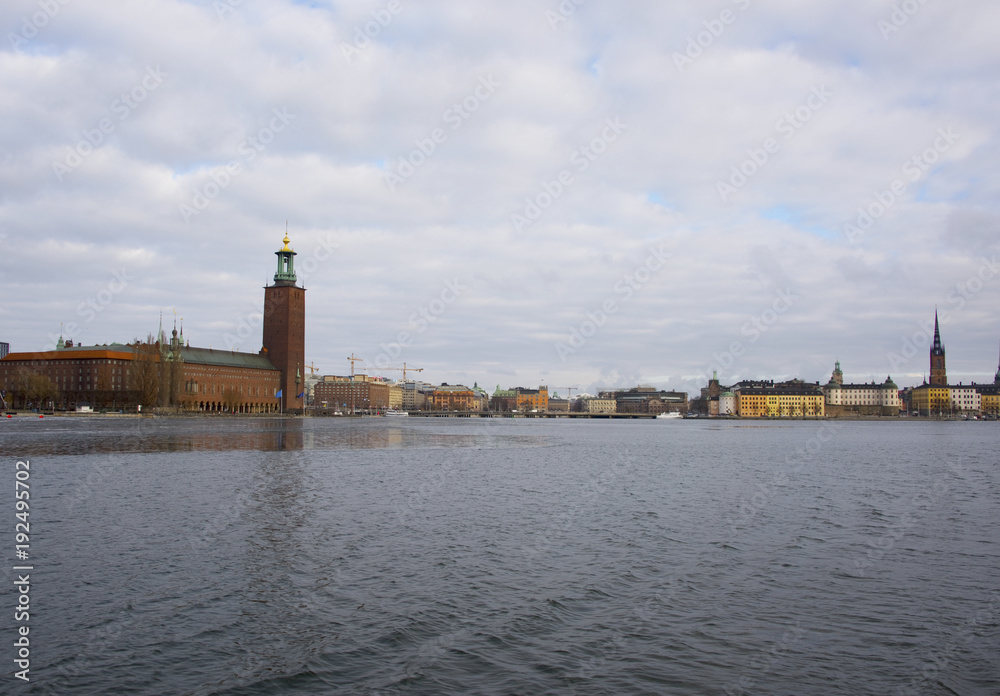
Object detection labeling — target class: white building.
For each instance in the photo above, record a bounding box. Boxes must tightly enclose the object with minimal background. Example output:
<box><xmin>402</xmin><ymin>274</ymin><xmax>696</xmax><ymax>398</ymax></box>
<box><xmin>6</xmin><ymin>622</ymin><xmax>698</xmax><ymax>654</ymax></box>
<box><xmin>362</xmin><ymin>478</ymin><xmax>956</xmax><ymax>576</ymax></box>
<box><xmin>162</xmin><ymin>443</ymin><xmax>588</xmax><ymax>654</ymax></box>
<box><xmin>823</xmin><ymin>362</ymin><xmax>899</xmax><ymax>411</ymax></box>
<box><xmin>949</xmin><ymin>385</ymin><xmax>981</xmax><ymax>414</ymax></box>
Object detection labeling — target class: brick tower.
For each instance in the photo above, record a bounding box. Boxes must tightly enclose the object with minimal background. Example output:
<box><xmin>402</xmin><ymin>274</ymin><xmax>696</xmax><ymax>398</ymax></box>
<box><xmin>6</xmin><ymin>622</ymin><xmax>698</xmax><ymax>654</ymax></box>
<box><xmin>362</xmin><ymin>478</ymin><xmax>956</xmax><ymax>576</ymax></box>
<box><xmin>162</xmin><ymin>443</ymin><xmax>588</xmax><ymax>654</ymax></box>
<box><xmin>929</xmin><ymin>310</ymin><xmax>946</xmax><ymax>386</ymax></box>
<box><xmin>262</xmin><ymin>233</ymin><xmax>305</xmax><ymax>413</ymax></box>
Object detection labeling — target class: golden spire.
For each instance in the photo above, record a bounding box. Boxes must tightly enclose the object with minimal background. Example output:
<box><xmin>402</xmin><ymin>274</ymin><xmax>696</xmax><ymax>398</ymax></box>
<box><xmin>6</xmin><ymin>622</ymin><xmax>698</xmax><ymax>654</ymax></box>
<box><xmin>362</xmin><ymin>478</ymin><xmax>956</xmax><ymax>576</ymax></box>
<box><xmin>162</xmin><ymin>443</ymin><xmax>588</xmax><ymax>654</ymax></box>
<box><xmin>281</xmin><ymin>221</ymin><xmax>292</xmax><ymax>251</ymax></box>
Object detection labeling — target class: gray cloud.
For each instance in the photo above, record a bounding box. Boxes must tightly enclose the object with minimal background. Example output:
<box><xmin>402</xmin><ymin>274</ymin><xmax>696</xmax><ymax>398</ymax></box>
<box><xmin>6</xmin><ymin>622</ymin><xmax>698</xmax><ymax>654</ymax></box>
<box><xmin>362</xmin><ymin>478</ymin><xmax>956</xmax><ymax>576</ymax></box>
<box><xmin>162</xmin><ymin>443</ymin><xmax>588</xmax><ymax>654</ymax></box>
<box><xmin>2</xmin><ymin>0</ymin><xmax>999</xmax><ymax>394</ymax></box>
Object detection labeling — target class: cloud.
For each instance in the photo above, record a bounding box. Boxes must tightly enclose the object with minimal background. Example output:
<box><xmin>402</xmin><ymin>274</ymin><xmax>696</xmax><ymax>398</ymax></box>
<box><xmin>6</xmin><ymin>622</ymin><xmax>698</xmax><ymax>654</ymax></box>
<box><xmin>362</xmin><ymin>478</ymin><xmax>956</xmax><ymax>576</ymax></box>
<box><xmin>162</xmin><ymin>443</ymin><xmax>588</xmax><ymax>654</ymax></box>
<box><xmin>2</xmin><ymin>0</ymin><xmax>999</xmax><ymax>393</ymax></box>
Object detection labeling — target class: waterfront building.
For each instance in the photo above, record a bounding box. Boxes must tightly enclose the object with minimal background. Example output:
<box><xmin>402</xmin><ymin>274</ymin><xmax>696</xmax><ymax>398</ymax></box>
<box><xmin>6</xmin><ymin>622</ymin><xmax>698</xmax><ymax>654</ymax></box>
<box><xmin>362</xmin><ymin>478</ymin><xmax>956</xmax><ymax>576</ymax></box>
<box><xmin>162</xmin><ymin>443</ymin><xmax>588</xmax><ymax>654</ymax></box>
<box><xmin>733</xmin><ymin>380</ymin><xmax>825</xmax><ymax>418</ymax></box>
<box><xmin>401</xmin><ymin>381</ymin><xmax>434</xmax><ymax>411</ymax></box>
<box><xmin>0</xmin><ymin>329</ymin><xmax>283</xmax><ymax>413</ymax></box>
<box><xmin>490</xmin><ymin>386</ymin><xmax>517</xmax><ymax>412</ymax></box>
<box><xmin>0</xmin><ymin>342</ymin><xmax>136</xmax><ymax>410</ymax></box>
<box><xmin>604</xmin><ymin>386</ymin><xmax>688</xmax><ymax>415</ymax></box>
<box><xmin>430</xmin><ymin>384</ymin><xmax>479</xmax><ymax>411</ymax></box>
<box><xmin>516</xmin><ymin>386</ymin><xmax>549</xmax><ymax>412</ymax></box>
<box><xmin>388</xmin><ymin>383</ymin><xmax>404</xmax><ymax>410</ymax></box>
<box><xmin>0</xmin><ymin>342</ymin><xmax>8</xmax><ymax>360</ymax></box>
<box><xmin>950</xmin><ymin>385</ymin><xmax>981</xmax><ymax>414</ymax></box>
<box><xmin>580</xmin><ymin>397</ymin><xmax>617</xmax><ymax>414</ymax></box>
<box><xmin>719</xmin><ymin>391</ymin><xmax>737</xmax><ymax>416</ymax></box>
<box><xmin>822</xmin><ymin>362</ymin><xmax>900</xmax><ymax>415</ymax></box>
<box><xmin>908</xmin><ymin>312</ymin><xmax>993</xmax><ymax>416</ymax></box>
<box><xmin>315</xmin><ymin>375</ymin><xmax>390</xmax><ymax>412</ymax></box>
<box><xmin>980</xmin><ymin>385</ymin><xmax>1000</xmax><ymax>417</ymax></box>
<box><xmin>547</xmin><ymin>397</ymin><xmax>570</xmax><ymax>412</ymax></box>
<box><xmin>0</xmin><ymin>234</ymin><xmax>304</xmax><ymax>413</ymax></box>
<box><xmin>471</xmin><ymin>382</ymin><xmax>490</xmax><ymax>411</ymax></box>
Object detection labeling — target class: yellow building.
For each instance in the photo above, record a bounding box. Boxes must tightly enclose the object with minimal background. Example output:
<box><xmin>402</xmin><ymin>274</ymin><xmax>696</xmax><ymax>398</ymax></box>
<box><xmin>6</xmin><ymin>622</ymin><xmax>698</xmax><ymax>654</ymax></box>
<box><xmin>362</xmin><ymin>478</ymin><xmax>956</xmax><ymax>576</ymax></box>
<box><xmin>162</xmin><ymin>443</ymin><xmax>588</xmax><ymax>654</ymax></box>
<box><xmin>981</xmin><ymin>386</ymin><xmax>1000</xmax><ymax>417</ymax></box>
<box><xmin>909</xmin><ymin>385</ymin><xmax>951</xmax><ymax>416</ymax></box>
<box><xmin>735</xmin><ymin>381</ymin><xmax>825</xmax><ymax>418</ymax></box>
<box><xmin>388</xmin><ymin>384</ymin><xmax>403</xmax><ymax>409</ymax></box>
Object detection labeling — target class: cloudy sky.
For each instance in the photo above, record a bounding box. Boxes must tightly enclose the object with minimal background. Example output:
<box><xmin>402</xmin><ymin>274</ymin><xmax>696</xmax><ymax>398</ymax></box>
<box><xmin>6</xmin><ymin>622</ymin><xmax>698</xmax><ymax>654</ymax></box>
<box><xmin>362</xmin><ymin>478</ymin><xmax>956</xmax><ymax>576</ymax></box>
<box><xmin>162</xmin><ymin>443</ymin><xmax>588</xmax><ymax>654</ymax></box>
<box><xmin>2</xmin><ymin>0</ymin><xmax>999</xmax><ymax>395</ymax></box>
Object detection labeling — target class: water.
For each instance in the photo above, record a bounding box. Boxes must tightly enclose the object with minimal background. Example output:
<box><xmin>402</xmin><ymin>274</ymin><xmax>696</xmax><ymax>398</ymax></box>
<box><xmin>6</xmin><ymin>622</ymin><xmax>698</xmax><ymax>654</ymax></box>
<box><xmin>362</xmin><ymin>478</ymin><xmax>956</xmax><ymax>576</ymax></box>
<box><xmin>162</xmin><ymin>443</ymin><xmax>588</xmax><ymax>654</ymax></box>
<box><xmin>1</xmin><ymin>417</ymin><xmax>998</xmax><ymax>695</ymax></box>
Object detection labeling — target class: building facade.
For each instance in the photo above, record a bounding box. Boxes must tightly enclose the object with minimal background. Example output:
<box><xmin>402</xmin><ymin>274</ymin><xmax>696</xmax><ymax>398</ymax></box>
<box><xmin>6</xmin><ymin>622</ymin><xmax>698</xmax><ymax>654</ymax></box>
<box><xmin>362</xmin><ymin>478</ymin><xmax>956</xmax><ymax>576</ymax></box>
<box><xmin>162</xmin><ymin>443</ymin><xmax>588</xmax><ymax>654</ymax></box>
<box><xmin>430</xmin><ymin>384</ymin><xmax>479</xmax><ymax>411</ymax></box>
<box><xmin>580</xmin><ymin>398</ymin><xmax>617</xmax><ymax>413</ymax></box>
<box><xmin>0</xmin><ymin>344</ymin><xmax>135</xmax><ymax>410</ymax></box>
<box><xmin>605</xmin><ymin>386</ymin><xmax>688</xmax><ymax>415</ymax></box>
<box><xmin>516</xmin><ymin>386</ymin><xmax>549</xmax><ymax>412</ymax></box>
<box><xmin>734</xmin><ymin>380</ymin><xmax>825</xmax><ymax>418</ymax></box>
<box><xmin>1</xmin><ymin>234</ymin><xmax>302</xmax><ymax>414</ymax></box>
<box><xmin>314</xmin><ymin>376</ymin><xmax>390</xmax><ymax>412</ymax></box>
<box><xmin>822</xmin><ymin>362</ymin><xmax>900</xmax><ymax>415</ymax></box>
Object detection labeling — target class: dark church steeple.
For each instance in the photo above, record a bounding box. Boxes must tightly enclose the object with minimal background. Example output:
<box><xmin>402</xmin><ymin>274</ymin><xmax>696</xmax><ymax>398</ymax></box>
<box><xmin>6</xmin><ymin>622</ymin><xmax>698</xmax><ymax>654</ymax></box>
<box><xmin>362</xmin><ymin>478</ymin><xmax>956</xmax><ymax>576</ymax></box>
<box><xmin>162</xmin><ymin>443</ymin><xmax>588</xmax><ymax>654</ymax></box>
<box><xmin>929</xmin><ymin>309</ymin><xmax>947</xmax><ymax>386</ymax></box>
<box><xmin>994</xmin><ymin>340</ymin><xmax>1000</xmax><ymax>385</ymax></box>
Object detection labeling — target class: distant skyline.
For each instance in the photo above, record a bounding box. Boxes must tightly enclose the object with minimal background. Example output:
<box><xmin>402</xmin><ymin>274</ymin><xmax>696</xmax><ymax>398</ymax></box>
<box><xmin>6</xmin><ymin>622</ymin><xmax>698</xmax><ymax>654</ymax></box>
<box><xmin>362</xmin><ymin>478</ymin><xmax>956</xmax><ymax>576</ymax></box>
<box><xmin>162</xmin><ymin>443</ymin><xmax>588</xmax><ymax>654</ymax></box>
<box><xmin>2</xmin><ymin>0</ymin><xmax>999</xmax><ymax>394</ymax></box>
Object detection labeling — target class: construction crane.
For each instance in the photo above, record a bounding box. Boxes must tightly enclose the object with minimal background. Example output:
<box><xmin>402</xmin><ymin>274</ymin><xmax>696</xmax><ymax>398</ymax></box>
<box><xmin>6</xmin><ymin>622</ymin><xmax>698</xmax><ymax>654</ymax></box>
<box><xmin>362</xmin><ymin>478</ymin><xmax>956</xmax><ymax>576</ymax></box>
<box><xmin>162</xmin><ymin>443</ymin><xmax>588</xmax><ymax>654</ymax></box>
<box><xmin>347</xmin><ymin>354</ymin><xmax>367</xmax><ymax>379</ymax></box>
<box><xmin>377</xmin><ymin>362</ymin><xmax>424</xmax><ymax>381</ymax></box>
<box><xmin>305</xmin><ymin>361</ymin><xmax>319</xmax><ymax>376</ymax></box>
<box><xmin>366</xmin><ymin>363</ymin><xmax>425</xmax><ymax>381</ymax></box>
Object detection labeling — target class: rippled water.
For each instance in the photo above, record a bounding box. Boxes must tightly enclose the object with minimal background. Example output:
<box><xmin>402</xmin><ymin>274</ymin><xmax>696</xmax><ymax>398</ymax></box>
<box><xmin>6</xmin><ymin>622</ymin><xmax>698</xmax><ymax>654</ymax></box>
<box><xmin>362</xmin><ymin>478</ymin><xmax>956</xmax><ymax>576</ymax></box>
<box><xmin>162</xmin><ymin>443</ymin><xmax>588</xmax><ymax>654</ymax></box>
<box><xmin>2</xmin><ymin>417</ymin><xmax>998</xmax><ymax>695</ymax></box>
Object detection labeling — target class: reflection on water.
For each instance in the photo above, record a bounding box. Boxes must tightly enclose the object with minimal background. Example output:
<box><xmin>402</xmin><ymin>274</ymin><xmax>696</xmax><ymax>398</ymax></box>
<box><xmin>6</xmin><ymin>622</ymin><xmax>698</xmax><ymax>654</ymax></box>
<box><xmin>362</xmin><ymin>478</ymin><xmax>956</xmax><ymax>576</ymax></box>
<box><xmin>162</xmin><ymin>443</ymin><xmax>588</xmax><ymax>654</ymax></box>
<box><xmin>0</xmin><ymin>416</ymin><xmax>548</xmax><ymax>455</ymax></box>
<box><xmin>10</xmin><ymin>418</ymin><xmax>999</xmax><ymax>695</ymax></box>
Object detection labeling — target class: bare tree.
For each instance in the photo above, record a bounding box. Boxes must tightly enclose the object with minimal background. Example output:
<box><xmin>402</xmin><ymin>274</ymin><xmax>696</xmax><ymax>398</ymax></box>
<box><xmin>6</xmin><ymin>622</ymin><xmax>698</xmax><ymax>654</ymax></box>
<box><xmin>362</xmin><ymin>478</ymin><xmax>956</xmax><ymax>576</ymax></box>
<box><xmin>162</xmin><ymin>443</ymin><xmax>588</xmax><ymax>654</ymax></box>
<box><xmin>222</xmin><ymin>386</ymin><xmax>243</xmax><ymax>413</ymax></box>
<box><xmin>16</xmin><ymin>369</ymin><xmax>57</xmax><ymax>409</ymax></box>
<box><xmin>127</xmin><ymin>335</ymin><xmax>160</xmax><ymax>409</ymax></box>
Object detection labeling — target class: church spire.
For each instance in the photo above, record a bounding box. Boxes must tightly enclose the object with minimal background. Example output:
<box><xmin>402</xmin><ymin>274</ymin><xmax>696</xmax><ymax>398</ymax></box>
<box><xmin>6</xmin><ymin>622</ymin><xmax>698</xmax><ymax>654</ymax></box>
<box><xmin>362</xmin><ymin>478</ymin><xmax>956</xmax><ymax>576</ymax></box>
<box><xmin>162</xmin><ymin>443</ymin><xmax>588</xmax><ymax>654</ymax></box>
<box><xmin>929</xmin><ymin>309</ymin><xmax>947</xmax><ymax>386</ymax></box>
<box><xmin>932</xmin><ymin>309</ymin><xmax>944</xmax><ymax>355</ymax></box>
<box><xmin>995</xmin><ymin>339</ymin><xmax>1000</xmax><ymax>385</ymax></box>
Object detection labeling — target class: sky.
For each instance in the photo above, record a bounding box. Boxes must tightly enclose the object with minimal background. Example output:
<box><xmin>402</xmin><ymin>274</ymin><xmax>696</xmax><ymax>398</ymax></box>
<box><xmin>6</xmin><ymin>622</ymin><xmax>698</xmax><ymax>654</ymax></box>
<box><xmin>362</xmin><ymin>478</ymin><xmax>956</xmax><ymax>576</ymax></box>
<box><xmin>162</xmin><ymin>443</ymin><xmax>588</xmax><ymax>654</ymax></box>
<box><xmin>2</xmin><ymin>0</ymin><xmax>999</xmax><ymax>396</ymax></box>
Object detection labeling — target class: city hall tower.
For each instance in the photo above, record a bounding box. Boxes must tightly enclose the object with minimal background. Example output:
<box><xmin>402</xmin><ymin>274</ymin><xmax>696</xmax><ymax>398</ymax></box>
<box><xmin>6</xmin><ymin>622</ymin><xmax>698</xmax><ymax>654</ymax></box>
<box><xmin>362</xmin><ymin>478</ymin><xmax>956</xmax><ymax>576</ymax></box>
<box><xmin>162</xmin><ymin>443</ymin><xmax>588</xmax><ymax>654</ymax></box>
<box><xmin>262</xmin><ymin>233</ymin><xmax>305</xmax><ymax>413</ymax></box>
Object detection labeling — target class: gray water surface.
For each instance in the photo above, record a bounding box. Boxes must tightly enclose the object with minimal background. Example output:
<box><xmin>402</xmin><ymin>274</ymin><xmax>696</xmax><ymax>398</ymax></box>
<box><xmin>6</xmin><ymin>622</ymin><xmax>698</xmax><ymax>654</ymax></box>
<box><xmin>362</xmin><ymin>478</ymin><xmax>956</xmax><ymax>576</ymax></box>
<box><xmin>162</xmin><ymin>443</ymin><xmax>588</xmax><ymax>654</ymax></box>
<box><xmin>2</xmin><ymin>417</ymin><xmax>998</xmax><ymax>695</ymax></box>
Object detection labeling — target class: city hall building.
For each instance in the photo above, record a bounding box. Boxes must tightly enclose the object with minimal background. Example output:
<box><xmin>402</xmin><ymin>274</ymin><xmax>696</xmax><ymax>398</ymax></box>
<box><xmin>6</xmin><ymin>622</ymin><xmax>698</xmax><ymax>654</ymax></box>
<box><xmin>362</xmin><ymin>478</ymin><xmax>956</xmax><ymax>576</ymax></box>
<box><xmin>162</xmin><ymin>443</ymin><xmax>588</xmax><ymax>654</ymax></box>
<box><xmin>1</xmin><ymin>234</ymin><xmax>307</xmax><ymax>413</ymax></box>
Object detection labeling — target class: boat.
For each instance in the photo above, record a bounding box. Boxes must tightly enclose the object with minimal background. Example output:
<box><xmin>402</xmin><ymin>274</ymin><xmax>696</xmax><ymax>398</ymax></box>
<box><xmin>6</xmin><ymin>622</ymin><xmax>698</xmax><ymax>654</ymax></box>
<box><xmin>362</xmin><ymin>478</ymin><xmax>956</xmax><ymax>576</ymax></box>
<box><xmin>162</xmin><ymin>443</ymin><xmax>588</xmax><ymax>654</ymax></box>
<box><xmin>656</xmin><ymin>411</ymin><xmax>683</xmax><ymax>419</ymax></box>
<box><xmin>384</xmin><ymin>409</ymin><xmax>409</xmax><ymax>417</ymax></box>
